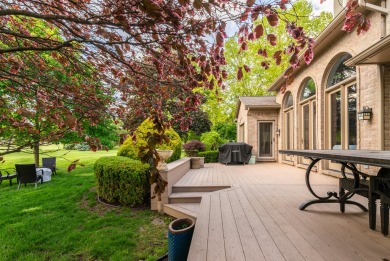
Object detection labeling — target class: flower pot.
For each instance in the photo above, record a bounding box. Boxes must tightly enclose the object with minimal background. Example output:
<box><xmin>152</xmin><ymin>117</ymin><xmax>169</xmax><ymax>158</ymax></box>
<box><xmin>168</xmin><ymin>218</ymin><xmax>195</xmax><ymax>261</ymax></box>
<box><xmin>190</xmin><ymin>157</ymin><xmax>204</xmax><ymax>169</ymax></box>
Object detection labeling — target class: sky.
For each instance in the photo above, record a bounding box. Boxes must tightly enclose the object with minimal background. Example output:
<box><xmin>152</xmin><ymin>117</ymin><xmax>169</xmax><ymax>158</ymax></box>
<box><xmin>310</xmin><ymin>0</ymin><xmax>334</xmax><ymax>15</ymax></box>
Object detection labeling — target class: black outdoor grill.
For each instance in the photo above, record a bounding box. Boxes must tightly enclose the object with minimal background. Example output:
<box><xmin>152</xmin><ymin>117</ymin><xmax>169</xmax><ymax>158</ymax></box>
<box><xmin>218</xmin><ymin>142</ymin><xmax>253</xmax><ymax>164</ymax></box>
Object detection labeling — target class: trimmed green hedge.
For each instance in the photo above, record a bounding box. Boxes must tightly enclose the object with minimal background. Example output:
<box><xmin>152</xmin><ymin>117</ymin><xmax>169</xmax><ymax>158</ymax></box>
<box><xmin>94</xmin><ymin>156</ymin><xmax>150</xmax><ymax>207</ymax></box>
<box><xmin>198</xmin><ymin>150</ymin><xmax>219</xmax><ymax>163</ymax></box>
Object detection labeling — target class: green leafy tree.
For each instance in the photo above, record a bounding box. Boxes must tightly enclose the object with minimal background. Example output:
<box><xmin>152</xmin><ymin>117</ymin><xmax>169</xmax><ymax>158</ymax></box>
<box><xmin>61</xmin><ymin>119</ymin><xmax>120</xmax><ymax>150</ymax></box>
<box><xmin>173</xmin><ymin>110</ymin><xmax>211</xmax><ymax>142</ymax></box>
<box><xmin>213</xmin><ymin>122</ymin><xmax>237</xmax><ymax>142</ymax></box>
<box><xmin>200</xmin><ymin>131</ymin><xmax>224</xmax><ymax>151</ymax></box>
<box><xmin>0</xmin><ymin>18</ymin><xmax>112</xmax><ymax>166</ymax></box>
<box><xmin>201</xmin><ymin>0</ymin><xmax>332</xmax><ymax>125</ymax></box>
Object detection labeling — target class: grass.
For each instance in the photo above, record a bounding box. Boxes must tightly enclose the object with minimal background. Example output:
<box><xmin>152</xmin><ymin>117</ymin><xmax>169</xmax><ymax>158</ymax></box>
<box><xmin>0</xmin><ymin>146</ymin><xmax>173</xmax><ymax>261</ymax></box>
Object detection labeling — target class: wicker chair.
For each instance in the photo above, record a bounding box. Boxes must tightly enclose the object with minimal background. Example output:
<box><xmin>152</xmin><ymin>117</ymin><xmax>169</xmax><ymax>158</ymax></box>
<box><xmin>15</xmin><ymin>164</ymin><xmax>43</xmax><ymax>189</ymax></box>
<box><xmin>0</xmin><ymin>168</ymin><xmax>18</xmax><ymax>186</ymax></box>
<box><xmin>42</xmin><ymin>157</ymin><xmax>56</xmax><ymax>175</ymax></box>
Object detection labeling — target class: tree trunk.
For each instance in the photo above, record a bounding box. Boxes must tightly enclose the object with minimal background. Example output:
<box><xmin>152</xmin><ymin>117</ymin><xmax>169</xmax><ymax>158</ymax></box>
<box><xmin>33</xmin><ymin>142</ymin><xmax>40</xmax><ymax>167</ymax></box>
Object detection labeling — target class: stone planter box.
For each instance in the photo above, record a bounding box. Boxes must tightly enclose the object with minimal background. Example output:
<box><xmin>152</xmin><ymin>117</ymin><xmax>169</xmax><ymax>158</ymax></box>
<box><xmin>191</xmin><ymin>157</ymin><xmax>204</xmax><ymax>169</ymax></box>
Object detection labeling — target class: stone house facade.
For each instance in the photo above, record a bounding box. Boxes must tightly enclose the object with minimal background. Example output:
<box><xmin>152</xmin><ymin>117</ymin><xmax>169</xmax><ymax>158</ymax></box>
<box><xmin>235</xmin><ymin>2</ymin><xmax>390</xmax><ymax>176</ymax></box>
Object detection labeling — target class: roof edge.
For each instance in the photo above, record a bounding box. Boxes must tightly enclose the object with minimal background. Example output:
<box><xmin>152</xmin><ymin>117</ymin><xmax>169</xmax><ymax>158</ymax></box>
<box><xmin>235</xmin><ymin>99</ymin><xmax>242</xmax><ymax>119</ymax></box>
<box><xmin>345</xmin><ymin>34</ymin><xmax>390</xmax><ymax>66</ymax></box>
<box><xmin>267</xmin><ymin>8</ymin><xmax>351</xmax><ymax>92</ymax></box>
<box><xmin>245</xmin><ymin>105</ymin><xmax>281</xmax><ymax>109</ymax></box>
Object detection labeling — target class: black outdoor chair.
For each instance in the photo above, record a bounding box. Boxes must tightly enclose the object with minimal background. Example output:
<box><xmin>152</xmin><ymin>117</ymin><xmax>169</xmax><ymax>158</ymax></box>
<box><xmin>380</xmin><ymin>193</ymin><xmax>390</xmax><ymax>236</ymax></box>
<box><xmin>0</xmin><ymin>168</ymin><xmax>18</xmax><ymax>186</ymax></box>
<box><xmin>42</xmin><ymin>157</ymin><xmax>56</xmax><ymax>175</ymax></box>
<box><xmin>15</xmin><ymin>164</ymin><xmax>43</xmax><ymax>189</ymax></box>
<box><xmin>377</xmin><ymin>170</ymin><xmax>390</xmax><ymax>236</ymax></box>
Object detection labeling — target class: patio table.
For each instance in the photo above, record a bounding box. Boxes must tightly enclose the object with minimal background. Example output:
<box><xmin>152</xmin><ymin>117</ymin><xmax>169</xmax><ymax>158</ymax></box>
<box><xmin>279</xmin><ymin>149</ymin><xmax>390</xmax><ymax>234</ymax></box>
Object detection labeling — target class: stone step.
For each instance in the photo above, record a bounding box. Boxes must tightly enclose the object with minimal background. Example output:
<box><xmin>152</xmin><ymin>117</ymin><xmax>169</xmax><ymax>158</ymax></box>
<box><xmin>163</xmin><ymin>203</ymin><xmax>199</xmax><ymax>221</ymax></box>
<box><xmin>172</xmin><ymin>185</ymin><xmax>231</xmax><ymax>193</ymax></box>
<box><xmin>169</xmin><ymin>192</ymin><xmax>208</xmax><ymax>203</ymax></box>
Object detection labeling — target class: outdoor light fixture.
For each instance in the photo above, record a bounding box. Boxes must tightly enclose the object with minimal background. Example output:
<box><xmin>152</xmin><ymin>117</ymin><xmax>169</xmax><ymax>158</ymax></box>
<box><xmin>275</xmin><ymin>129</ymin><xmax>281</xmax><ymax>135</ymax></box>
<box><xmin>358</xmin><ymin>106</ymin><xmax>372</xmax><ymax>120</ymax></box>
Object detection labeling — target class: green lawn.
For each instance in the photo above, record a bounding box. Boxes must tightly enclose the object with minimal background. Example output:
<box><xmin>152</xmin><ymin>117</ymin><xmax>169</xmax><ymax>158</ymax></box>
<box><xmin>0</xmin><ymin>146</ymin><xmax>172</xmax><ymax>261</ymax></box>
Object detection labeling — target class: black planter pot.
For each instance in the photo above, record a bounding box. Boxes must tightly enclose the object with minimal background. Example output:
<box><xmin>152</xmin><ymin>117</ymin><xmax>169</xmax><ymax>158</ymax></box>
<box><xmin>155</xmin><ymin>253</ymin><xmax>168</xmax><ymax>261</ymax></box>
<box><xmin>168</xmin><ymin>218</ymin><xmax>195</xmax><ymax>261</ymax></box>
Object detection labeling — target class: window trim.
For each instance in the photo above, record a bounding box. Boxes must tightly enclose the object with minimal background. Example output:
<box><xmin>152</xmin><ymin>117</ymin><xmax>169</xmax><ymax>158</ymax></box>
<box><xmin>325</xmin><ymin>76</ymin><xmax>356</xmax><ymax>94</ymax></box>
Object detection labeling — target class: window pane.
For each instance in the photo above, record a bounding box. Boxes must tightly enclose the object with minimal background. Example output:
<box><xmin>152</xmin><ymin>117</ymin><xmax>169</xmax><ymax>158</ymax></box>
<box><xmin>327</xmin><ymin>54</ymin><xmax>355</xmax><ymax>88</ymax></box>
<box><xmin>331</xmin><ymin>91</ymin><xmax>341</xmax><ymax>149</ymax></box>
<box><xmin>348</xmin><ymin>84</ymin><xmax>357</xmax><ymax>149</ymax></box>
<box><xmin>313</xmin><ymin>101</ymin><xmax>316</xmax><ymax>150</ymax></box>
<box><xmin>286</xmin><ymin>113</ymin><xmax>291</xmax><ymax>150</ymax></box>
<box><xmin>301</xmin><ymin>78</ymin><xmax>316</xmax><ymax>101</ymax></box>
<box><xmin>303</xmin><ymin>105</ymin><xmax>309</xmax><ymax>149</ymax></box>
<box><xmin>284</xmin><ymin>92</ymin><xmax>293</xmax><ymax>109</ymax></box>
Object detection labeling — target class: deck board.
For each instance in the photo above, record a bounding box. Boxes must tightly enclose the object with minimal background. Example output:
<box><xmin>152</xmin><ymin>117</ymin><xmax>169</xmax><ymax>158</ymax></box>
<box><xmin>189</xmin><ymin>195</ymin><xmax>210</xmax><ymax>261</ymax></box>
<box><xmin>207</xmin><ymin>194</ymin><xmax>225</xmax><ymax>260</ymax></box>
<box><xmin>183</xmin><ymin>163</ymin><xmax>390</xmax><ymax>260</ymax></box>
<box><xmin>276</xmin><ymin>184</ymin><xmax>385</xmax><ymax>260</ymax></box>
<box><xmin>243</xmin><ymin>186</ymin><xmax>304</xmax><ymax>261</ymax></box>
<box><xmin>220</xmin><ymin>190</ymin><xmax>246</xmax><ymax>261</ymax></box>
<box><xmin>228</xmin><ymin>189</ymin><xmax>265</xmax><ymax>261</ymax></box>
<box><xmin>234</xmin><ymin>187</ymin><xmax>285</xmax><ymax>261</ymax></box>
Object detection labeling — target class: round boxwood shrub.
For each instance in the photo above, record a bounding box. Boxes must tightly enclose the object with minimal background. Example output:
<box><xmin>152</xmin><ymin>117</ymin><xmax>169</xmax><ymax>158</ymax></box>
<box><xmin>94</xmin><ymin>156</ymin><xmax>150</xmax><ymax>207</ymax></box>
<box><xmin>200</xmin><ymin>131</ymin><xmax>224</xmax><ymax>151</ymax></box>
<box><xmin>117</xmin><ymin>119</ymin><xmax>182</xmax><ymax>163</ymax></box>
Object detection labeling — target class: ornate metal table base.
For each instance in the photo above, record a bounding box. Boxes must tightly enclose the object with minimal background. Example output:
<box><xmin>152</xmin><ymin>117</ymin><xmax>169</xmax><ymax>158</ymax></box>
<box><xmin>300</xmin><ymin>199</ymin><xmax>368</xmax><ymax>212</ymax></box>
<box><xmin>301</xmin><ymin>158</ymin><xmax>370</xmax><ymax>212</ymax></box>
<box><xmin>279</xmin><ymin>149</ymin><xmax>390</xmax><ymax>236</ymax></box>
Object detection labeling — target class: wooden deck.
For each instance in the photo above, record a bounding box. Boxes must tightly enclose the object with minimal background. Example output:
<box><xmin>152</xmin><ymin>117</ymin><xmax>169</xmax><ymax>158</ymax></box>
<box><xmin>182</xmin><ymin>163</ymin><xmax>390</xmax><ymax>260</ymax></box>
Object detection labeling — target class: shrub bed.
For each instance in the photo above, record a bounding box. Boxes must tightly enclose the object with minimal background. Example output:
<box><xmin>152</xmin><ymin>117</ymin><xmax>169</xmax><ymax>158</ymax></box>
<box><xmin>198</xmin><ymin>150</ymin><xmax>219</xmax><ymax>163</ymax></box>
<box><xmin>94</xmin><ymin>156</ymin><xmax>150</xmax><ymax>207</ymax></box>
<box><xmin>118</xmin><ymin>119</ymin><xmax>182</xmax><ymax>163</ymax></box>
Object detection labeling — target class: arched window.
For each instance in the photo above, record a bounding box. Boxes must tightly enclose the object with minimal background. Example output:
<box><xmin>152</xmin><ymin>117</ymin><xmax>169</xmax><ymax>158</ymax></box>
<box><xmin>326</xmin><ymin>54</ymin><xmax>356</xmax><ymax>171</ymax></box>
<box><xmin>283</xmin><ymin>92</ymin><xmax>294</xmax><ymax>160</ymax></box>
<box><xmin>327</xmin><ymin>53</ymin><xmax>355</xmax><ymax>87</ymax></box>
<box><xmin>284</xmin><ymin>92</ymin><xmax>294</xmax><ymax>109</ymax></box>
<box><xmin>300</xmin><ymin>78</ymin><xmax>316</xmax><ymax>101</ymax></box>
<box><xmin>299</xmin><ymin>78</ymin><xmax>316</xmax><ymax>152</ymax></box>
